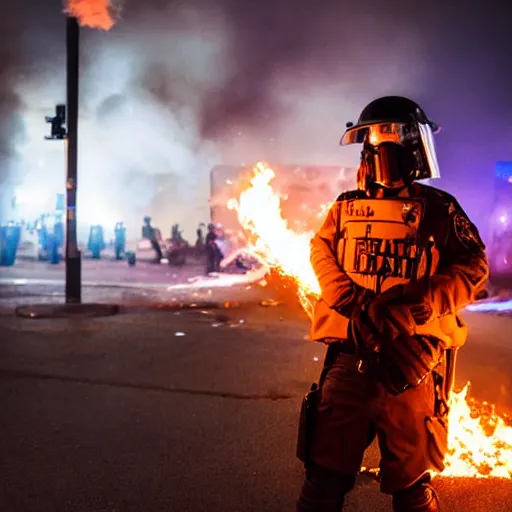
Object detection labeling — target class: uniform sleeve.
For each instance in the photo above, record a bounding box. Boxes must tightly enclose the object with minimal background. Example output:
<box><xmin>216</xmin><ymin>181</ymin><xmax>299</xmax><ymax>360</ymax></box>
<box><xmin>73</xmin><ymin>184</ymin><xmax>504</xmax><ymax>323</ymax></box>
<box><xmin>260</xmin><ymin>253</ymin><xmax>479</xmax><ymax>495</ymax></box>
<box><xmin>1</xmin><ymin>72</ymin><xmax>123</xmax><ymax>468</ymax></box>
<box><xmin>310</xmin><ymin>202</ymin><xmax>373</xmax><ymax>315</ymax></box>
<box><xmin>429</xmin><ymin>202</ymin><xmax>489</xmax><ymax>315</ymax></box>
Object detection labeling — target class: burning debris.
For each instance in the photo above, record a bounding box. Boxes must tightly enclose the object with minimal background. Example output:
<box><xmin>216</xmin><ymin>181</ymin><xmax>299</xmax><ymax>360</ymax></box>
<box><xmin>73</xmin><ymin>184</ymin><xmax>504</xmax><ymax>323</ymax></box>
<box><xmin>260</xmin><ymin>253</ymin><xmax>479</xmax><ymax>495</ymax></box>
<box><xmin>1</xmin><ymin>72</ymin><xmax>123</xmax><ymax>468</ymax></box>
<box><xmin>228</xmin><ymin>161</ymin><xmax>512</xmax><ymax>479</ymax></box>
<box><xmin>64</xmin><ymin>0</ymin><xmax>118</xmax><ymax>30</ymax></box>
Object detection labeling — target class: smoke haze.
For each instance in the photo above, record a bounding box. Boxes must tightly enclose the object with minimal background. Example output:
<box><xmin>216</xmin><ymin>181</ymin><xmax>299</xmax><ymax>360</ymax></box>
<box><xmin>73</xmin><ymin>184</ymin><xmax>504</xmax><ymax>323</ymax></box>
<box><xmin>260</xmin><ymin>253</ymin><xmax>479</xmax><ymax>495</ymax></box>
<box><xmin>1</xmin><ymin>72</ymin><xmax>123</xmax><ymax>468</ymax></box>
<box><xmin>1</xmin><ymin>0</ymin><xmax>511</xmax><ymax>240</ymax></box>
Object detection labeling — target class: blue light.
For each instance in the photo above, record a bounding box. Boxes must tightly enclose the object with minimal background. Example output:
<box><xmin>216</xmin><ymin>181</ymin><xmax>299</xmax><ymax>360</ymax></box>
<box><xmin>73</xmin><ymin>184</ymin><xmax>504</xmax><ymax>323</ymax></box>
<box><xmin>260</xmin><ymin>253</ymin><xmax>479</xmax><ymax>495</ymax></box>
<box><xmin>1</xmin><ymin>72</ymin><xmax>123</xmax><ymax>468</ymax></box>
<box><xmin>466</xmin><ymin>299</ymin><xmax>512</xmax><ymax>313</ymax></box>
<box><xmin>495</xmin><ymin>161</ymin><xmax>512</xmax><ymax>181</ymax></box>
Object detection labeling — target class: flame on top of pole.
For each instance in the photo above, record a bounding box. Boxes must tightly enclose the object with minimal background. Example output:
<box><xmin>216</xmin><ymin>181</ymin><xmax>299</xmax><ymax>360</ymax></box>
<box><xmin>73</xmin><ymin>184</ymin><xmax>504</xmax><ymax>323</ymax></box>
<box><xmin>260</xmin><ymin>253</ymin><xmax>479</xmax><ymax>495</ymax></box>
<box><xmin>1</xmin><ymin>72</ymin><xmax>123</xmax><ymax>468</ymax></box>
<box><xmin>64</xmin><ymin>0</ymin><xmax>116</xmax><ymax>30</ymax></box>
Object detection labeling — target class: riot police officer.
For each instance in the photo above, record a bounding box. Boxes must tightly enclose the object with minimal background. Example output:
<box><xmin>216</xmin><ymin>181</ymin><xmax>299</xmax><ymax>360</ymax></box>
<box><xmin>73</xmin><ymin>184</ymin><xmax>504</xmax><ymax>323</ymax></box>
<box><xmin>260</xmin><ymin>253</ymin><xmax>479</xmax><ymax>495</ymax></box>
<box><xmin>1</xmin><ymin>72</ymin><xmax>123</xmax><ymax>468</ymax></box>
<box><xmin>114</xmin><ymin>221</ymin><xmax>126</xmax><ymax>260</ymax></box>
<box><xmin>142</xmin><ymin>216</ymin><xmax>163</xmax><ymax>263</ymax></box>
<box><xmin>296</xmin><ymin>96</ymin><xmax>489</xmax><ymax>511</ymax></box>
<box><xmin>205</xmin><ymin>223</ymin><xmax>223</xmax><ymax>274</ymax></box>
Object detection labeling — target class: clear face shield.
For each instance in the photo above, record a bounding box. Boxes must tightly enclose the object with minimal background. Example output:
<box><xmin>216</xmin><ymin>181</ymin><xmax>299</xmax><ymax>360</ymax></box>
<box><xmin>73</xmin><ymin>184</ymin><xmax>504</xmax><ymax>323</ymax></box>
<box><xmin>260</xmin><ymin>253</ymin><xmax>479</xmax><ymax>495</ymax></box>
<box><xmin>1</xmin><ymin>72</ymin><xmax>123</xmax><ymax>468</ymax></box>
<box><xmin>416</xmin><ymin>122</ymin><xmax>441</xmax><ymax>180</ymax></box>
<box><xmin>341</xmin><ymin>121</ymin><xmax>441</xmax><ymax>188</ymax></box>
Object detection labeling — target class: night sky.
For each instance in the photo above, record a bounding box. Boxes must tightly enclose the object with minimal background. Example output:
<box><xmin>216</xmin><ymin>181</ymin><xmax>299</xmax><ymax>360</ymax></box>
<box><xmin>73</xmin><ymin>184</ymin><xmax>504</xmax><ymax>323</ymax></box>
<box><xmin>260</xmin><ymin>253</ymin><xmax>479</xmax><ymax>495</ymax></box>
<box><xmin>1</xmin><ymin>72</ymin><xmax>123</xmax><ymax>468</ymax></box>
<box><xmin>1</xmin><ymin>0</ymin><xmax>511</xmax><ymax>238</ymax></box>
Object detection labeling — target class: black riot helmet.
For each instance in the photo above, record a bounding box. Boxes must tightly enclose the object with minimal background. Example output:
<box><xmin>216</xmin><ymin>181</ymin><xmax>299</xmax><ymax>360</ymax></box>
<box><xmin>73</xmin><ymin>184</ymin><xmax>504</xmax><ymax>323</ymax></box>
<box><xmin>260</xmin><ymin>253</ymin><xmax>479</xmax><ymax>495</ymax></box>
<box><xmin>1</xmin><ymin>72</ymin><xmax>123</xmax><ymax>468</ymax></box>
<box><xmin>340</xmin><ymin>96</ymin><xmax>441</xmax><ymax>190</ymax></box>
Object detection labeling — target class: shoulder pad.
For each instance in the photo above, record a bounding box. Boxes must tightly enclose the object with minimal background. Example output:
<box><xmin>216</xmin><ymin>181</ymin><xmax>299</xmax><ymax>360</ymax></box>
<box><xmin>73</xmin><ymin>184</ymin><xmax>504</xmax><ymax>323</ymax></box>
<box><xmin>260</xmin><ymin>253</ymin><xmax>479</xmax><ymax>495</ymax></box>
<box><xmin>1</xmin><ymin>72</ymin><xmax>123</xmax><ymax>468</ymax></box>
<box><xmin>419</xmin><ymin>185</ymin><xmax>484</xmax><ymax>249</ymax></box>
<box><xmin>336</xmin><ymin>189</ymin><xmax>365</xmax><ymax>201</ymax></box>
<box><xmin>417</xmin><ymin>184</ymin><xmax>461</xmax><ymax>214</ymax></box>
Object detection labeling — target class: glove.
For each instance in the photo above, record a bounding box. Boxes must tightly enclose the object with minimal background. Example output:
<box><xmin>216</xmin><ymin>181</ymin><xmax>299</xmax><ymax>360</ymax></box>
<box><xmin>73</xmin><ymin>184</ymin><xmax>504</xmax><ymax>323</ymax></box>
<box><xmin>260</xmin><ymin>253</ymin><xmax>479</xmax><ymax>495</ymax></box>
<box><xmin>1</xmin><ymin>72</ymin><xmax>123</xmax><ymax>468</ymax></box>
<box><xmin>378</xmin><ymin>333</ymin><xmax>443</xmax><ymax>395</ymax></box>
<box><xmin>352</xmin><ymin>305</ymin><xmax>443</xmax><ymax>395</ymax></box>
<box><xmin>334</xmin><ymin>285</ymin><xmax>376</xmax><ymax>318</ymax></box>
<box><xmin>350</xmin><ymin>307</ymin><xmax>382</xmax><ymax>354</ymax></box>
<box><xmin>400</xmin><ymin>282</ymin><xmax>435</xmax><ymax>326</ymax></box>
<box><xmin>365</xmin><ymin>286</ymin><xmax>415</xmax><ymax>339</ymax></box>
<box><xmin>367</xmin><ymin>283</ymin><xmax>436</xmax><ymax>339</ymax></box>
<box><xmin>351</xmin><ymin>286</ymin><xmax>414</xmax><ymax>353</ymax></box>
<box><xmin>352</xmin><ymin>286</ymin><xmax>443</xmax><ymax>396</ymax></box>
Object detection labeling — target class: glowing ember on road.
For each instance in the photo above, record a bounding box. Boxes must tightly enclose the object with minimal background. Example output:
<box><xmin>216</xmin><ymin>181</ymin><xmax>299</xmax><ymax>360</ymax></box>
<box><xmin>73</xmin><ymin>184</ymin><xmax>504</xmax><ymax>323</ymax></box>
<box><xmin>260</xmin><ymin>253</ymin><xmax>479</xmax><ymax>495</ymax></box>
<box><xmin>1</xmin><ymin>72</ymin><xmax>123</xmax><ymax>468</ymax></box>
<box><xmin>228</xmin><ymin>161</ymin><xmax>512</xmax><ymax>479</ymax></box>
<box><xmin>65</xmin><ymin>0</ymin><xmax>117</xmax><ymax>30</ymax></box>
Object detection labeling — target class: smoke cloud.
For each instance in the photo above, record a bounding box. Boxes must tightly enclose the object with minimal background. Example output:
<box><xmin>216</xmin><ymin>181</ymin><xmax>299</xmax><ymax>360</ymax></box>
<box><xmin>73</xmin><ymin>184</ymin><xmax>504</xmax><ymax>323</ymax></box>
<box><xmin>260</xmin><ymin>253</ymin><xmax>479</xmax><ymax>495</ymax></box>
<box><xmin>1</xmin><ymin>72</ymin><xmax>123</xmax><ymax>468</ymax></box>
<box><xmin>4</xmin><ymin>0</ymin><xmax>512</xmax><ymax>241</ymax></box>
<box><xmin>0</xmin><ymin>1</ymin><xmax>26</xmax><ymax>223</ymax></box>
<box><xmin>65</xmin><ymin>0</ymin><xmax>118</xmax><ymax>30</ymax></box>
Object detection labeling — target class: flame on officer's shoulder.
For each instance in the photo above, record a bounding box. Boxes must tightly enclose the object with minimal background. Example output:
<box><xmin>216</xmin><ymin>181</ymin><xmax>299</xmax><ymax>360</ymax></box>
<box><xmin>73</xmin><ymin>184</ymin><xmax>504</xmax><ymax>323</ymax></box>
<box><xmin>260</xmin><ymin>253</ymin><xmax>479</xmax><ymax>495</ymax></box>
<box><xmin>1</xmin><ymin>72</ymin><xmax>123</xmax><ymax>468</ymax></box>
<box><xmin>229</xmin><ymin>161</ymin><xmax>512</xmax><ymax>479</ymax></box>
<box><xmin>65</xmin><ymin>0</ymin><xmax>117</xmax><ymax>30</ymax></box>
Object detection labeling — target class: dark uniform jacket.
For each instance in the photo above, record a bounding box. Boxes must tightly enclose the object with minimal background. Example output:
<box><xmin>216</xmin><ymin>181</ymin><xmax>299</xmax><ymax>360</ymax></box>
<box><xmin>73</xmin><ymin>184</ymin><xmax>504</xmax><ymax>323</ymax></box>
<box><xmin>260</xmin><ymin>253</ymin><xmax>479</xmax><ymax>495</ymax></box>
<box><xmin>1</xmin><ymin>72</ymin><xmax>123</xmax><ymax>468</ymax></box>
<box><xmin>310</xmin><ymin>183</ymin><xmax>489</xmax><ymax>349</ymax></box>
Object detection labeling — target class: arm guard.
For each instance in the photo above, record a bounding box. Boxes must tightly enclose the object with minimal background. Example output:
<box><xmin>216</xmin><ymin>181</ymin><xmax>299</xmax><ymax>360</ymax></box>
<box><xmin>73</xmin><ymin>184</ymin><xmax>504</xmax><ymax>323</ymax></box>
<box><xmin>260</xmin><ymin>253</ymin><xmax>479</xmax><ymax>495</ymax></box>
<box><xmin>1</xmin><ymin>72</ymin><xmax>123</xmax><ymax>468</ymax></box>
<box><xmin>428</xmin><ymin>201</ymin><xmax>489</xmax><ymax>316</ymax></box>
<box><xmin>310</xmin><ymin>200</ymin><xmax>373</xmax><ymax>316</ymax></box>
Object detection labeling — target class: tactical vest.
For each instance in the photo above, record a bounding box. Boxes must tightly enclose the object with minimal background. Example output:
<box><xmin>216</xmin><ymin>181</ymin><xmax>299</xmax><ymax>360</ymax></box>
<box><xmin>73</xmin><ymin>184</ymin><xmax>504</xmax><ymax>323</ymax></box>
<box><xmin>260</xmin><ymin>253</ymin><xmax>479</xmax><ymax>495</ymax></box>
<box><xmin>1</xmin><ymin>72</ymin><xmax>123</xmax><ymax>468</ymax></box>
<box><xmin>335</xmin><ymin>197</ymin><xmax>440</xmax><ymax>293</ymax></box>
<box><xmin>311</xmin><ymin>190</ymin><xmax>468</xmax><ymax>348</ymax></box>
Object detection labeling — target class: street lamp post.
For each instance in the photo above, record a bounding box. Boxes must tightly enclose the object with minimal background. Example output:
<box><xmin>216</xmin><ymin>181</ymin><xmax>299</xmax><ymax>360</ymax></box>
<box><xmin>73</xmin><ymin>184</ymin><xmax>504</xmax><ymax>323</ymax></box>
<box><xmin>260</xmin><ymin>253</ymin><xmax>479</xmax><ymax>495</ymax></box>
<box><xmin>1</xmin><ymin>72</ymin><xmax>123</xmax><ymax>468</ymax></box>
<box><xmin>18</xmin><ymin>12</ymin><xmax>120</xmax><ymax>319</ymax></box>
<box><xmin>65</xmin><ymin>16</ymin><xmax>81</xmax><ymax>303</ymax></box>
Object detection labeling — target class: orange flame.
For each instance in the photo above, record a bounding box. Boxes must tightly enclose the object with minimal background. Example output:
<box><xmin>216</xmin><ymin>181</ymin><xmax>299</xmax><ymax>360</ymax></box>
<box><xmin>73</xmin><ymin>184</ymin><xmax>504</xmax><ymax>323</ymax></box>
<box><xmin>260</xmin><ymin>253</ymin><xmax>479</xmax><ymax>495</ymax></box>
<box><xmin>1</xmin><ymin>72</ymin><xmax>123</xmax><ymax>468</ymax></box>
<box><xmin>444</xmin><ymin>385</ymin><xmax>512</xmax><ymax>477</ymax></box>
<box><xmin>229</xmin><ymin>161</ymin><xmax>512</xmax><ymax>478</ymax></box>
<box><xmin>227</xmin><ymin>162</ymin><xmax>321</xmax><ymax>316</ymax></box>
<box><xmin>65</xmin><ymin>0</ymin><xmax>116</xmax><ymax>30</ymax></box>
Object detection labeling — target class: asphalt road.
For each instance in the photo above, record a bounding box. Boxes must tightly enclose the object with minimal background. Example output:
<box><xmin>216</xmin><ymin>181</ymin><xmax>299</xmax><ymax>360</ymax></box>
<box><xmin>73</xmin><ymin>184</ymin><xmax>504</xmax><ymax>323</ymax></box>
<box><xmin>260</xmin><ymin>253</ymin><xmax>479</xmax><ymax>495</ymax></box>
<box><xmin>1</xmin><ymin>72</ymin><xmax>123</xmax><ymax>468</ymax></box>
<box><xmin>1</xmin><ymin>279</ymin><xmax>512</xmax><ymax>512</ymax></box>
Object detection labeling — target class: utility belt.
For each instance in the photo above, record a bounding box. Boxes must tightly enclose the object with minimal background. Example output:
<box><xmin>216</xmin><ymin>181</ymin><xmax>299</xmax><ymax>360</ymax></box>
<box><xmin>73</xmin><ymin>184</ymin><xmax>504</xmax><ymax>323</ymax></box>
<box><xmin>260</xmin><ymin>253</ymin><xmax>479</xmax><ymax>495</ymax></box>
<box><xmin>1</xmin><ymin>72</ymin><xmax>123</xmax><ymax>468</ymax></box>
<box><xmin>322</xmin><ymin>338</ymin><xmax>357</xmax><ymax>355</ymax></box>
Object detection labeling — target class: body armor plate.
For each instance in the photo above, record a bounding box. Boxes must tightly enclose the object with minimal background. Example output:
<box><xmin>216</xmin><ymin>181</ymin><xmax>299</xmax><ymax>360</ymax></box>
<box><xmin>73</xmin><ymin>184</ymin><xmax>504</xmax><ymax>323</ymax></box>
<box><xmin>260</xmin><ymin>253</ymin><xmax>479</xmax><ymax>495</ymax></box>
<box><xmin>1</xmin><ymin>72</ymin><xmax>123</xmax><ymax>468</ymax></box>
<box><xmin>336</xmin><ymin>198</ymin><xmax>439</xmax><ymax>294</ymax></box>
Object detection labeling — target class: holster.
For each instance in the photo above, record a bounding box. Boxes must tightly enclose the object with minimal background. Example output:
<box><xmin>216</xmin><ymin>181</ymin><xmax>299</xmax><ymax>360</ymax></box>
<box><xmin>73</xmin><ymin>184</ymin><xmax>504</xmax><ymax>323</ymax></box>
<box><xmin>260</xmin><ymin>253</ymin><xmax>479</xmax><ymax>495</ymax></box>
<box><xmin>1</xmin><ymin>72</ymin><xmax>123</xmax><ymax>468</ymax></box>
<box><xmin>296</xmin><ymin>346</ymin><xmax>339</xmax><ymax>464</ymax></box>
<box><xmin>296</xmin><ymin>382</ymin><xmax>321</xmax><ymax>464</ymax></box>
<box><xmin>425</xmin><ymin>369</ymin><xmax>449</xmax><ymax>472</ymax></box>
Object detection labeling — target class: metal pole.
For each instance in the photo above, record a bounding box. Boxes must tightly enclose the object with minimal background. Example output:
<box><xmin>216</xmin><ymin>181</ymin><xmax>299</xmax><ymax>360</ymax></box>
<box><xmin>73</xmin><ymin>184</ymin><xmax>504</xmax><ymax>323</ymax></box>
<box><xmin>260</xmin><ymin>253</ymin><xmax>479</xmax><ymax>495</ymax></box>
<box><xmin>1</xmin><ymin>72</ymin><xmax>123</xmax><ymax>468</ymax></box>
<box><xmin>65</xmin><ymin>16</ymin><xmax>81</xmax><ymax>303</ymax></box>
<box><xmin>443</xmin><ymin>347</ymin><xmax>459</xmax><ymax>403</ymax></box>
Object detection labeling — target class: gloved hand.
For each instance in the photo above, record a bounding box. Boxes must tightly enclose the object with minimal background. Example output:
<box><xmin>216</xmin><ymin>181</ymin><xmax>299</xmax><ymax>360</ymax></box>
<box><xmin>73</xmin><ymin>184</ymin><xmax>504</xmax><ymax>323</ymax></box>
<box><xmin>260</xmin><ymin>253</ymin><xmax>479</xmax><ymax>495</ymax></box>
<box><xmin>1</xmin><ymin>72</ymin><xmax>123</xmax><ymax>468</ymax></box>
<box><xmin>350</xmin><ymin>287</ymin><xmax>408</xmax><ymax>354</ymax></box>
<box><xmin>364</xmin><ymin>286</ymin><xmax>414</xmax><ymax>340</ymax></box>
<box><xmin>352</xmin><ymin>289</ymin><xmax>443</xmax><ymax>396</ymax></box>
<box><xmin>334</xmin><ymin>285</ymin><xmax>376</xmax><ymax>318</ymax></box>
<box><xmin>350</xmin><ymin>307</ymin><xmax>382</xmax><ymax>354</ymax></box>
<box><xmin>398</xmin><ymin>282</ymin><xmax>436</xmax><ymax>326</ymax></box>
<box><xmin>378</xmin><ymin>332</ymin><xmax>443</xmax><ymax>395</ymax></box>
<box><xmin>366</xmin><ymin>283</ymin><xmax>436</xmax><ymax>340</ymax></box>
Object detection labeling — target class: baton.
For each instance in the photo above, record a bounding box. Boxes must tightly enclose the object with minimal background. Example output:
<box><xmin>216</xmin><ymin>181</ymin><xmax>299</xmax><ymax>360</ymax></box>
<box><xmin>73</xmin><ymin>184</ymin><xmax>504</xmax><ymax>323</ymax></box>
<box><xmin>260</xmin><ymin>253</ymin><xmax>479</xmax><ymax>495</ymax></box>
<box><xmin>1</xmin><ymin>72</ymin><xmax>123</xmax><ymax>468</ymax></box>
<box><xmin>443</xmin><ymin>347</ymin><xmax>459</xmax><ymax>403</ymax></box>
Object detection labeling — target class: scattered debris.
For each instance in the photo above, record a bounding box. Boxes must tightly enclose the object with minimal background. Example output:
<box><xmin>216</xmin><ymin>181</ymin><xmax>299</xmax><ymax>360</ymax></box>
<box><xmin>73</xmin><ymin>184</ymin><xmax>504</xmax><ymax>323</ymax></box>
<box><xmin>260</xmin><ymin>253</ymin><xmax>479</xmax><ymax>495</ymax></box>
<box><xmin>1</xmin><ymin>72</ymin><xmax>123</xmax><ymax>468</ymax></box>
<box><xmin>229</xmin><ymin>319</ymin><xmax>246</xmax><ymax>329</ymax></box>
<box><xmin>260</xmin><ymin>298</ymin><xmax>282</xmax><ymax>307</ymax></box>
<box><xmin>359</xmin><ymin>466</ymin><xmax>381</xmax><ymax>481</ymax></box>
